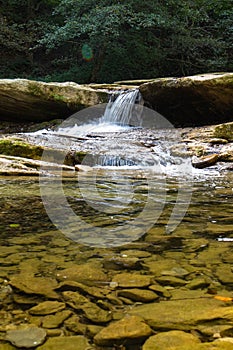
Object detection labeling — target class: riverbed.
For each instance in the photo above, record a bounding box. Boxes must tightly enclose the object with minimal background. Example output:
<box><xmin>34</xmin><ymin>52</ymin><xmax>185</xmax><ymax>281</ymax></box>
<box><xmin>0</xmin><ymin>160</ymin><xmax>233</xmax><ymax>349</ymax></box>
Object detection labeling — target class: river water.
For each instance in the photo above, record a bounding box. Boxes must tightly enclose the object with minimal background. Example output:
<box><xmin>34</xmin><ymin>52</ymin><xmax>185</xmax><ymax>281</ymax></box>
<box><xmin>0</xmin><ymin>93</ymin><xmax>233</xmax><ymax>348</ymax></box>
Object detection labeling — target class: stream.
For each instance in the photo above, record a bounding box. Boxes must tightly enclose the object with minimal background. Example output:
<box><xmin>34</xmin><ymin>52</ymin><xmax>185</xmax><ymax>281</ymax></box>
<box><xmin>0</xmin><ymin>90</ymin><xmax>233</xmax><ymax>349</ymax></box>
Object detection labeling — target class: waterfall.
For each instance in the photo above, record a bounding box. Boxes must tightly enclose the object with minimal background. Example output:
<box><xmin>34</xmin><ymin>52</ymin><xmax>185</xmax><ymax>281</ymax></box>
<box><xmin>54</xmin><ymin>88</ymin><xmax>144</xmax><ymax>136</ymax></box>
<box><xmin>101</xmin><ymin>89</ymin><xmax>143</xmax><ymax>126</ymax></box>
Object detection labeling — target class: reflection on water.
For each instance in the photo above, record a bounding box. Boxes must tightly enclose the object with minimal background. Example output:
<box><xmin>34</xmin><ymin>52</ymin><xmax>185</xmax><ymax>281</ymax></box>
<box><xmin>0</xmin><ymin>171</ymin><xmax>232</xmax><ymax>245</ymax></box>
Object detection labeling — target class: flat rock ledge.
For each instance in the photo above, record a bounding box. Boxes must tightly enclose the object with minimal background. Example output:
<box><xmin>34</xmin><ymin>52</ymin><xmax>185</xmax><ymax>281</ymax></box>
<box><xmin>139</xmin><ymin>72</ymin><xmax>233</xmax><ymax>126</ymax></box>
<box><xmin>0</xmin><ymin>73</ymin><xmax>233</xmax><ymax>126</ymax></box>
<box><xmin>0</xmin><ymin>79</ymin><xmax>111</xmax><ymax>122</ymax></box>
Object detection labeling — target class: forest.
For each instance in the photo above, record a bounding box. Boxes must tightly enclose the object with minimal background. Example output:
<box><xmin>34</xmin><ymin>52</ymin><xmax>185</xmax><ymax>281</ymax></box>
<box><xmin>0</xmin><ymin>0</ymin><xmax>232</xmax><ymax>83</ymax></box>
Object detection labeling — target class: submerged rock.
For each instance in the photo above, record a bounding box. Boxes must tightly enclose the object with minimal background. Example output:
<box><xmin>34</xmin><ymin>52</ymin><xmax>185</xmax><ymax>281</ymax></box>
<box><xmin>36</xmin><ymin>335</ymin><xmax>90</xmax><ymax>350</ymax></box>
<box><xmin>10</xmin><ymin>275</ymin><xmax>59</xmax><ymax>299</ymax></box>
<box><xmin>6</xmin><ymin>326</ymin><xmax>46</xmax><ymax>348</ymax></box>
<box><xmin>62</xmin><ymin>291</ymin><xmax>112</xmax><ymax>323</ymax></box>
<box><xmin>94</xmin><ymin>315</ymin><xmax>152</xmax><ymax>346</ymax></box>
<box><xmin>56</xmin><ymin>263</ymin><xmax>109</xmax><ymax>286</ymax></box>
<box><xmin>117</xmin><ymin>288</ymin><xmax>159</xmax><ymax>302</ymax></box>
<box><xmin>111</xmin><ymin>273</ymin><xmax>152</xmax><ymax>288</ymax></box>
<box><xmin>41</xmin><ymin>310</ymin><xmax>72</xmax><ymax>328</ymax></box>
<box><xmin>28</xmin><ymin>301</ymin><xmax>66</xmax><ymax>315</ymax></box>
<box><xmin>130</xmin><ymin>297</ymin><xmax>233</xmax><ymax>331</ymax></box>
<box><xmin>0</xmin><ymin>344</ymin><xmax>16</xmax><ymax>350</ymax></box>
<box><xmin>142</xmin><ymin>330</ymin><xmax>200</xmax><ymax>350</ymax></box>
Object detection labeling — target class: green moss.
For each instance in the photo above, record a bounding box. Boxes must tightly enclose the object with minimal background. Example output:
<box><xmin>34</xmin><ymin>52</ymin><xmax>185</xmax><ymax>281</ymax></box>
<box><xmin>52</xmin><ymin>93</ymin><xmax>66</xmax><ymax>102</ymax></box>
<box><xmin>27</xmin><ymin>82</ymin><xmax>44</xmax><ymax>97</ymax></box>
<box><xmin>214</xmin><ymin>122</ymin><xmax>233</xmax><ymax>141</ymax></box>
<box><xmin>28</xmin><ymin>82</ymin><xmax>67</xmax><ymax>103</ymax></box>
<box><xmin>0</xmin><ymin>139</ymin><xmax>43</xmax><ymax>159</ymax></box>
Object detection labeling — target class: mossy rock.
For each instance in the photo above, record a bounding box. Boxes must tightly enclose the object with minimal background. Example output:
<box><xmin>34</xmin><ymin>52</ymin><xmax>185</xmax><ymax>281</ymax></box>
<box><xmin>0</xmin><ymin>79</ymin><xmax>110</xmax><ymax>122</ymax></box>
<box><xmin>0</xmin><ymin>139</ymin><xmax>43</xmax><ymax>159</ymax></box>
<box><xmin>213</xmin><ymin>122</ymin><xmax>233</xmax><ymax>141</ymax></box>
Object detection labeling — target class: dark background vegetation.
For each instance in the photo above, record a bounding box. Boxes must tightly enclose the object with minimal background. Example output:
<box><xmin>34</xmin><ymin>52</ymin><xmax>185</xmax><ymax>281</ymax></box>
<box><xmin>0</xmin><ymin>0</ymin><xmax>232</xmax><ymax>83</ymax></box>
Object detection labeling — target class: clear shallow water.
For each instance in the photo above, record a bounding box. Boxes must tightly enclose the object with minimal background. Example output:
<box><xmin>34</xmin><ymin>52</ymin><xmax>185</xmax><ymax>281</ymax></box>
<box><xmin>0</xmin><ymin>170</ymin><xmax>232</xmax><ymax>247</ymax></box>
<box><xmin>0</xmin><ymin>170</ymin><xmax>232</xmax><ymax>350</ymax></box>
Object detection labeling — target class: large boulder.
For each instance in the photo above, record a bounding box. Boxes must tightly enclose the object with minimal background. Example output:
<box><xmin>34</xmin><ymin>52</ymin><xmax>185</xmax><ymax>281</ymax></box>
<box><xmin>139</xmin><ymin>73</ymin><xmax>233</xmax><ymax>126</ymax></box>
<box><xmin>1</xmin><ymin>74</ymin><xmax>232</xmax><ymax>127</ymax></box>
<box><xmin>0</xmin><ymin>79</ymin><xmax>110</xmax><ymax>122</ymax></box>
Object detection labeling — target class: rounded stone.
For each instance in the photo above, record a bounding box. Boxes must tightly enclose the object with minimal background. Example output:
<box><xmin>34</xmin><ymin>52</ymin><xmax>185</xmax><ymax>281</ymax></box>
<box><xmin>6</xmin><ymin>326</ymin><xmax>47</xmax><ymax>348</ymax></box>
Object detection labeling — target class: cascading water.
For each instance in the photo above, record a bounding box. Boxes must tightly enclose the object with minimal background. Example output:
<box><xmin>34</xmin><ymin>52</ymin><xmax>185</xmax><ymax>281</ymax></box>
<box><xmin>101</xmin><ymin>89</ymin><xmax>143</xmax><ymax>126</ymax></box>
<box><xmin>55</xmin><ymin>89</ymin><xmax>144</xmax><ymax>136</ymax></box>
<box><xmin>26</xmin><ymin>87</ymin><xmax>188</xmax><ymax>171</ymax></box>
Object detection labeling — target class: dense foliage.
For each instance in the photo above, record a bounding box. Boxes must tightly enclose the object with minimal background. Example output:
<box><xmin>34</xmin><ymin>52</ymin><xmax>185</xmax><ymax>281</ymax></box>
<box><xmin>1</xmin><ymin>0</ymin><xmax>232</xmax><ymax>83</ymax></box>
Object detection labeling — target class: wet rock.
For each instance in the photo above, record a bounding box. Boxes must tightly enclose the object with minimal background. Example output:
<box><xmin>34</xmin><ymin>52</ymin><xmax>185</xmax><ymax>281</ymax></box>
<box><xmin>46</xmin><ymin>329</ymin><xmax>63</xmax><ymax>337</ymax></box>
<box><xmin>205</xmin><ymin>223</ymin><xmax>233</xmax><ymax>236</ymax></box>
<box><xmin>64</xmin><ymin>314</ymin><xmax>87</xmax><ymax>334</ymax></box>
<box><xmin>29</xmin><ymin>301</ymin><xmax>66</xmax><ymax>315</ymax></box>
<box><xmin>139</xmin><ymin>73</ymin><xmax>233</xmax><ymax>126</ymax></box>
<box><xmin>144</xmin><ymin>339</ymin><xmax>233</xmax><ymax>349</ymax></box>
<box><xmin>103</xmin><ymin>256</ymin><xmax>141</xmax><ymax>270</ymax></box>
<box><xmin>219</xmin><ymin>152</ymin><xmax>233</xmax><ymax>162</ymax></box>
<box><xmin>42</xmin><ymin>310</ymin><xmax>72</xmax><ymax>328</ymax></box>
<box><xmin>187</xmin><ymin>278</ymin><xmax>210</xmax><ymax>290</ymax></box>
<box><xmin>0</xmin><ymin>284</ymin><xmax>13</xmax><ymax>304</ymax></box>
<box><xmin>209</xmin><ymin>138</ymin><xmax>228</xmax><ymax>144</ymax></box>
<box><xmin>6</xmin><ymin>326</ymin><xmax>46</xmax><ymax>348</ymax></box>
<box><xmin>64</xmin><ymin>314</ymin><xmax>104</xmax><ymax>337</ymax></box>
<box><xmin>215</xmin><ymin>338</ymin><xmax>233</xmax><ymax>344</ymax></box>
<box><xmin>0</xmin><ymin>344</ymin><xmax>16</xmax><ymax>350</ymax></box>
<box><xmin>10</xmin><ymin>275</ymin><xmax>59</xmax><ymax>299</ymax></box>
<box><xmin>120</xmin><ymin>250</ymin><xmax>152</xmax><ymax>260</ymax></box>
<box><xmin>12</xmin><ymin>293</ymin><xmax>41</xmax><ymax>306</ymax></box>
<box><xmin>0</xmin><ymin>138</ymin><xmax>43</xmax><ymax>160</ymax></box>
<box><xmin>142</xmin><ymin>257</ymin><xmax>181</xmax><ymax>277</ymax></box>
<box><xmin>215</xmin><ymin>265</ymin><xmax>233</xmax><ymax>285</ymax></box>
<box><xmin>192</xmin><ymin>154</ymin><xmax>219</xmax><ymax>169</ymax></box>
<box><xmin>94</xmin><ymin>315</ymin><xmax>152</xmax><ymax>346</ymax></box>
<box><xmin>85</xmin><ymin>324</ymin><xmax>104</xmax><ymax>338</ymax></box>
<box><xmin>198</xmin><ymin>325</ymin><xmax>233</xmax><ymax>338</ymax></box>
<box><xmin>56</xmin><ymin>263</ymin><xmax>109</xmax><ymax>286</ymax></box>
<box><xmin>55</xmin><ymin>280</ymin><xmax>105</xmax><ymax>298</ymax></box>
<box><xmin>117</xmin><ymin>289</ymin><xmax>159</xmax><ymax>302</ymax></box>
<box><xmin>0</xmin><ymin>247</ymin><xmax>22</xmax><ymax>258</ymax></box>
<box><xmin>0</xmin><ymin>153</ymin><xmax>75</xmax><ymax>176</ymax></box>
<box><xmin>149</xmin><ymin>284</ymin><xmax>171</xmax><ymax>298</ymax></box>
<box><xmin>74</xmin><ymin>164</ymin><xmax>92</xmax><ymax>172</ymax></box>
<box><xmin>170</xmin><ymin>289</ymin><xmax>209</xmax><ymax>301</ymax></box>
<box><xmin>155</xmin><ymin>276</ymin><xmax>187</xmax><ymax>287</ymax></box>
<box><xmin>214</xmin><ymin>122</ymin><xmax>233</xmax><ymax>141</ymax></box>
<box><xmin>0</xmin><ymin>79</ymin><xmax>109</xmax><ymax>122</ymax></box>
<box><xmin>111</xmin><ymin>273</ymin><xmax>151</xmax><ymax>288</ymax></box>
<box><xmin>36</xmin><ymin>335</ymin><xmax>91</xmax><ymax>350</ymax></box>
<box><xmin>142</xmin><ymin>330</ymin><xmax>200</xmax><ymax>350</ymax></box>
<box><xmin>220</xmin><ymin>143</ymin><xmax>233</xmax><ymax>161</ymax></box>
<box><xmin>62</xmin><ymin>291</ymin><xmax>112</xmax><ymax>323</ymax></box>
<box><xmin>160</xmin><ymin>267</ymin><xmax>190</xmax><ymax>277</ymax></box>
<box><xmin>183</xmin><ymin>238</ymin><xmax>209</xmax><ymax>253</ymax></box>
<box><xmin>130</xmin><ymin>297</ymin><xmax>233</xmax><ymax>331</ymax></box>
